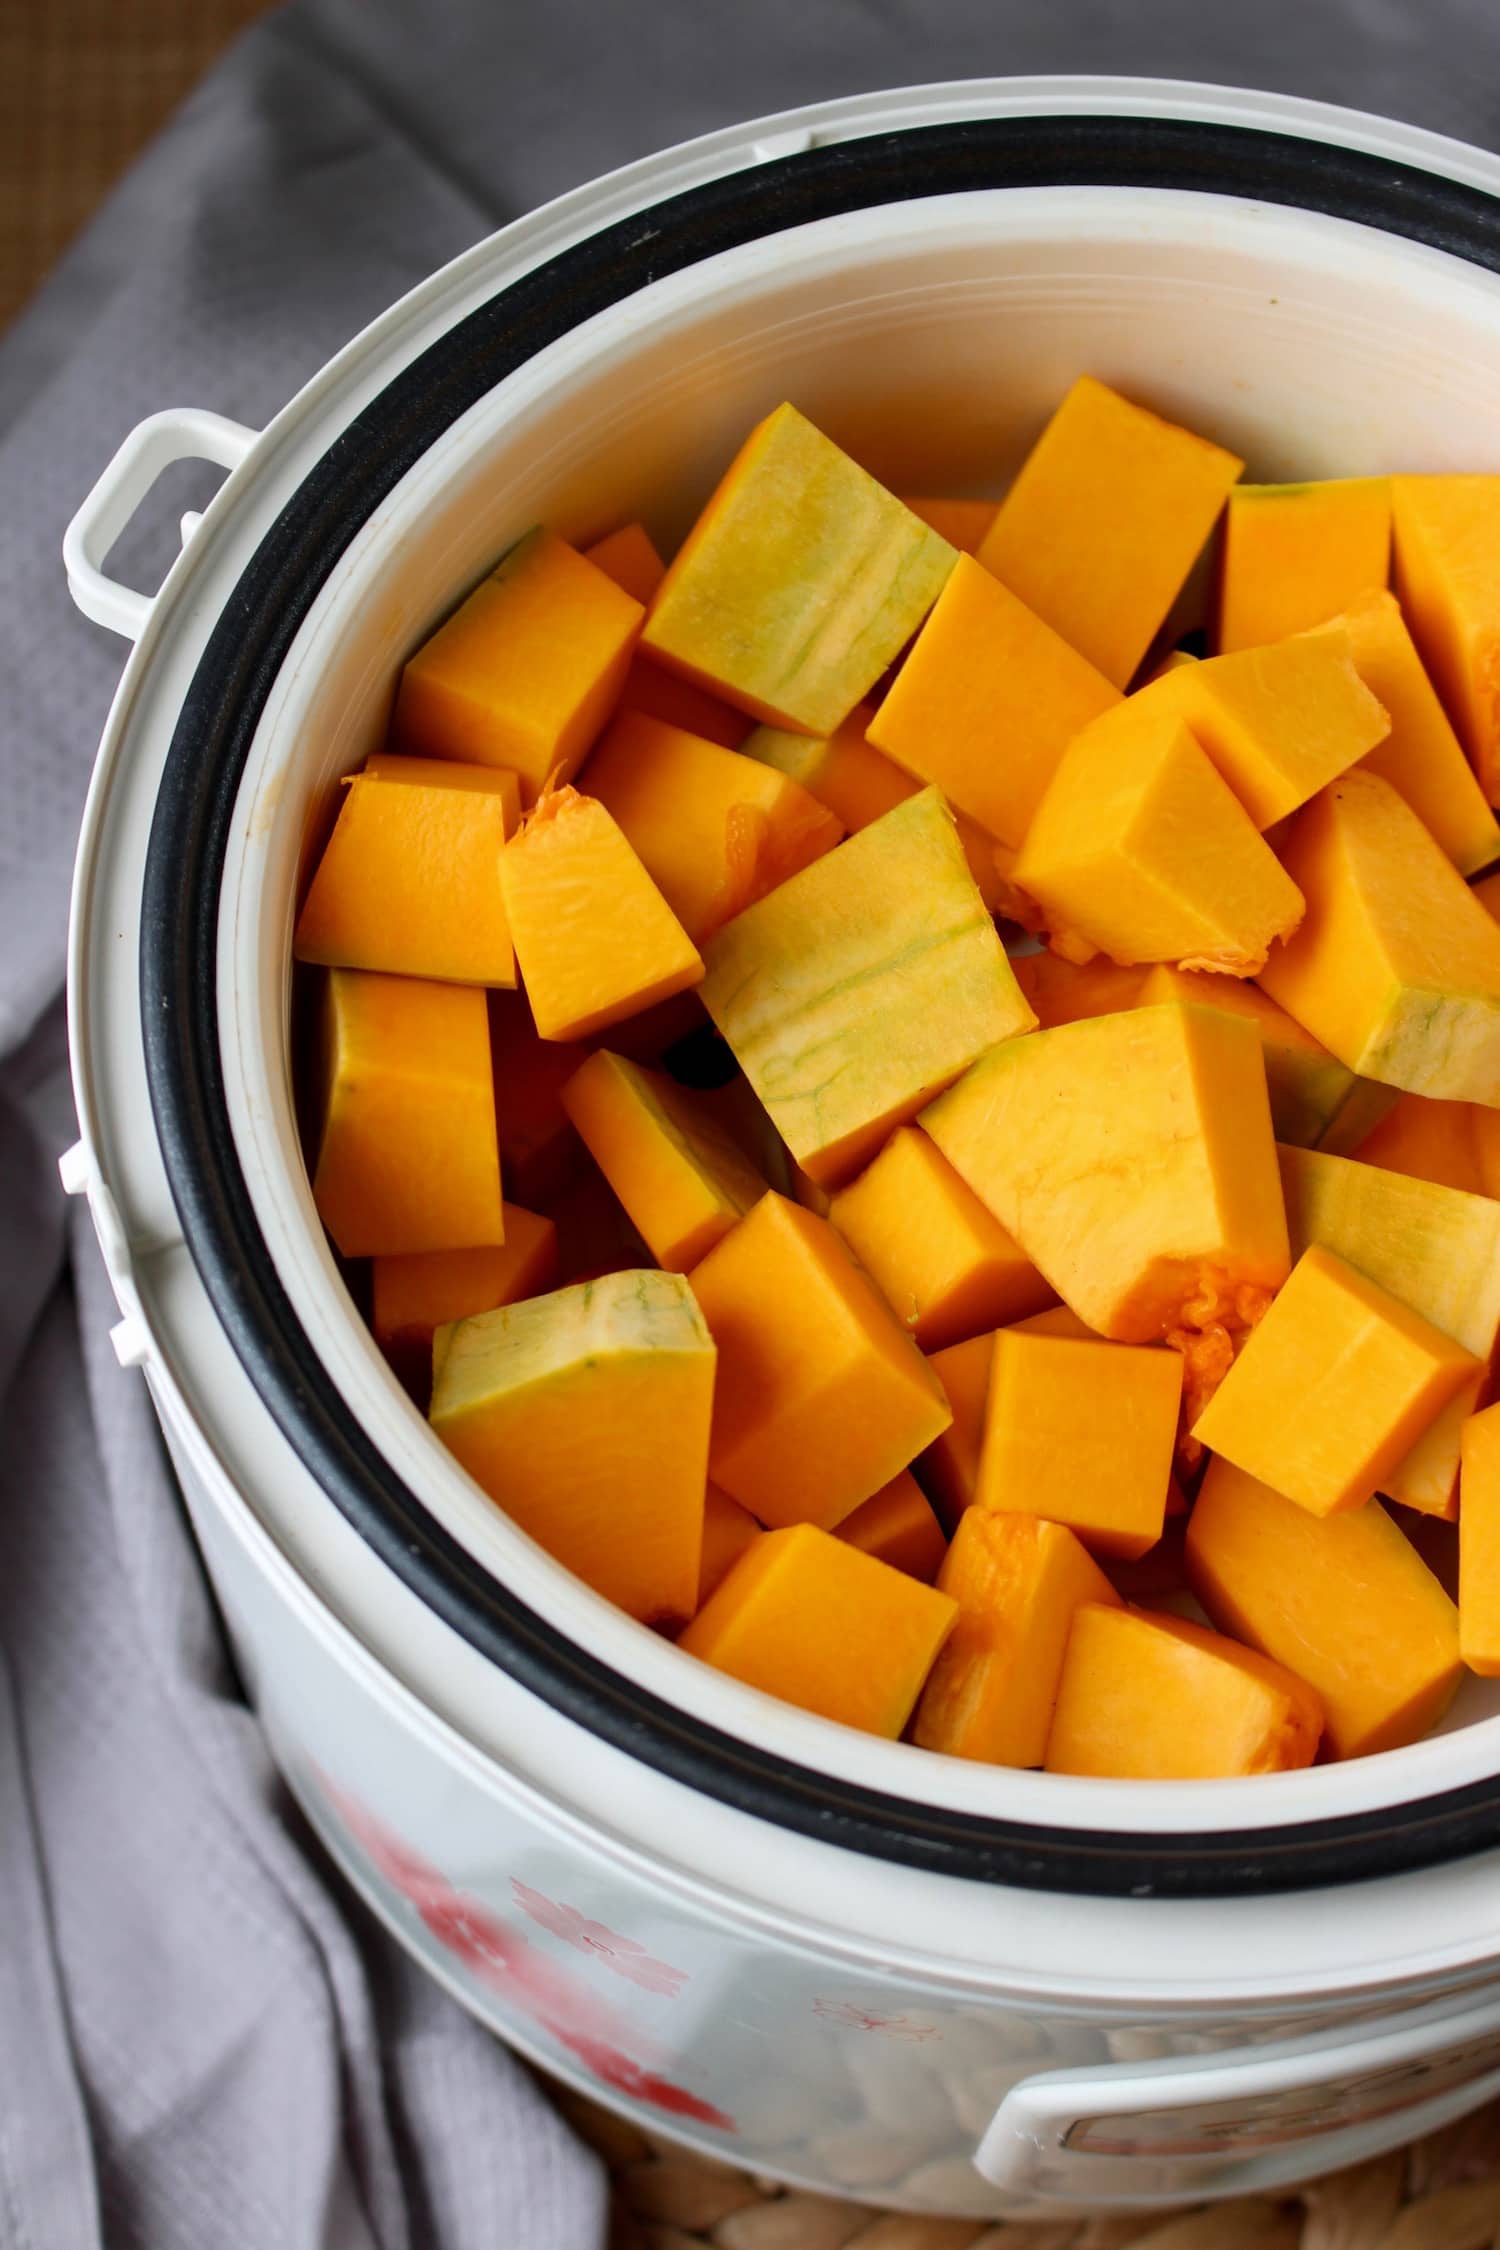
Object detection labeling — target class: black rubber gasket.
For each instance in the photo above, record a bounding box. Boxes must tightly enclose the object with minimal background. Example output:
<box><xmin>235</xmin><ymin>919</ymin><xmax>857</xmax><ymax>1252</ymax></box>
<box><xmin>141</xmin><ymin>113</ymin><xmax>1500</xmax><ymax>1898</ymax></box>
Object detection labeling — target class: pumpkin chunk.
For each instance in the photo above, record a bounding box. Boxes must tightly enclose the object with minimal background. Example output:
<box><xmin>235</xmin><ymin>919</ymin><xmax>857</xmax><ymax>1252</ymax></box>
<box><xmin>1135</xmin><ymin>965</ymin><xmax>1357</xmax><ymax>1148</ymax></box>
<box><xmin>1278</xmin><ymin>1141</ymin><xmax>1500</xmax><ymax>1359</ymax></box>
<box><xmin>295</xmin><ymin>754</ymin><xmax>521</xmax><ymax>986</ymax></box>
<box><xmin>913</xmin><ymin>1512</ymin><xmax>1119</xmax><ymax>1767</ymax></box>
<box><xmin>1194</xmin><ymin>1243</ymin><xmax>1480</xmax><ymax>1517</ymax></box>
<box><xmin>829</xmin><ymin>1126</ymin><xmax>1055</xmax><ymax>1352</ymax></box>
<box><xmin>687</xmin><ymin>1192</ymin><xmax>952</xmax><ymax>1529</ymax></box>
<box><xmin>583</xmin><ymin>711</ymin><xmax>843</xmax><ymax>942</ymax></box>
<box><xmin>1012</xmin><ymin>700</ymin><xmax>1305</xmax><ymax>973</ymax></box>
<box><xmin>582</xmin><ymin>521</ymin><xmax>666</xmax><ymax>605</ymax></box>
<box><xmin>392</xmin><ymin>528</ymin><xmax>642</xmax><ymax>799</ymax></box>
<box><xmin>740</xmin><ymin>703</ymin><xmax>1006</xmax><ymax>909</ymax></box>
<box><xmin>835</xmin><ymin>1471</ymin><xmax>947</xmax><ymax>1582</ymax></box>
<box><xmin>1308</xmin><ymin>591</ymin><xmax>1500</xmax><ymax>875</ymax></box>
<box><xmin>641</xmin><ymin>403</ymin><xmax>956</xmax><ymax>735</ymax></box>
<box><xmin>1460</xmin><ymin>1404</ymin><xmax>1500</xmax><ymax>1675</ymax></box>
<box><xmin>700</xmin><ymin>788</ymin><xmax>1034</xmax><ymax>1186</ymax></box>
<box><xmin>1186</xmin><ymin>1456</ymin><xmax>1462</xmax><ymax>1757</ymax></box>
<box><xmin>697</xmin><ymin>1484</ymin><xmax>761</xmax><ymax>1607</ymax></box>
<box><xmin>976</xmin><ymin>1328</ymin><xmax>1182</xmax><ymax>1559</ymax></box>
<box><xmin>1260</xmin><ymin>770</ymin><xmax>1500</xmax><ymax>1103</ymax></box>
<box><xmin>559</xmin><ymin>1048</ymin><xmax>767</xmax><ymax>1272</ymax></box>
<box><xmin>312</xmin><ymin>969</ymin><xmax>503</xmax><ymax>1258</ymax></box>
<box><xmin>1045</xmin><ymin>1606</ymin><xmax>1324</xmax><ymax>1778</ymax></box>
<box><xmin>900</xmin><ymin>496</ymin><xmax>997</xmax><ymax>552</ymax></box>
<box><xmin>923</xmin><ymin>1004</ymin><xmax>1289</xmax><ymax>1342</ymax></box>
<box><xmin>372</xmin><ymin>1209</ymin><xmax>559</xmax><ymax>1397</ymax></box>
<box><xmin>975</xmin><ymin>375</ymin><xmax>1243</xmax><ymax>688</ymax></box>
<box><xmin>865</xmin><ymin>553</ymin><xmax>1120</xmax><ymax>849</ymax></box>
<box><xmin>1280</xmin><ymin>1141</ymin><xmax>1500</xmax><ymax>1523</ymax></box>
<box><xmin>741</xmin><ymin>703</ymin><xmax>911</xmax><ymax>831</ymax></box>
<box><xmin>1130</xmin><ymin>626</ymin><xmax>1390</xmax><ymax>831</ymax></box>
<box><xmin>431</xmin><ymin>1270</ymin><xmax>713</xmax><ymax>1625</ymax></box>
<box><xmin>1218</xmin><ymin>477</ymin><xmax>1390</xmax><ymax>653</ymax></box>
<box><xmin>1391</xmin><ymin>474</ymin><xmax>1500</xmax><ymax>802</ymax></box>
<box><xmin>916</xmin><ymin>1331</ymin><xmax>994</xmax><ymax>1531</ymax></box>
<box><xmin>678</xmin><ymin>1524</ymin><xmax>957</xmax><ymax>1736</ymax></box>
<box><xmin>499</xmin><ymin>786</ymin><xmax>703</xmax><ymax>1041</ymax></box>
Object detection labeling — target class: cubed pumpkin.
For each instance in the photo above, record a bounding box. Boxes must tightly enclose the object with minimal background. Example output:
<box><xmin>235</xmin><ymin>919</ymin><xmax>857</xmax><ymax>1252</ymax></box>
<box><xmin>430</xmin><ymin>1269</ymin><xmax>713</xmax><ymax>1626</ymax></box>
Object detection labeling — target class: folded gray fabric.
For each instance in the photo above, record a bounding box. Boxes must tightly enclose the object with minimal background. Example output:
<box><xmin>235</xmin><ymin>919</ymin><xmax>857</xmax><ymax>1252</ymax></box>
<box><xmin>4</xmin><ymin>3</ymin><xmax>1500</xmax><ymax>2244</ymax></box>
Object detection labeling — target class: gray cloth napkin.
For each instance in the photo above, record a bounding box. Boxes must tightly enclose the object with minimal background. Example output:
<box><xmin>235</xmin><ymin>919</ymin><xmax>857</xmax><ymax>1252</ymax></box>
<box><xmin>6</xmin><ymin>3</ymin><xmax>1500</xmax><ymax>2244</ymax></box>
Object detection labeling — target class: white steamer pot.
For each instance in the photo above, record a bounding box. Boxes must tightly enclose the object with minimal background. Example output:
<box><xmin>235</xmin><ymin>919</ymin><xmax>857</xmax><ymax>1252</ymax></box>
<box><xmin>61</xmin><ymin>77</ymin><xmax>1500</xmax><ymax>2221</ymax></box>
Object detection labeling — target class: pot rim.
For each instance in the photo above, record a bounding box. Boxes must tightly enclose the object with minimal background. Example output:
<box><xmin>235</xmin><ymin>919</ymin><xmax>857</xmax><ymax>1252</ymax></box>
<box><xmin>139</xmin><ymin>101</ymin><xmax>1500</xmax><ymax>1900</ymax></box>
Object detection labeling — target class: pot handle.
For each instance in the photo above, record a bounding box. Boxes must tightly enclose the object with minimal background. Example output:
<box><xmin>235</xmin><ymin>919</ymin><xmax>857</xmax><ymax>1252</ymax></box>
<box><xmin>63</xmin><ymin>407</ymin><xmax>259</xmax><ymax>642</ymax></box>
<box><xmin>972</xmin><ymin>1983</ymin><xmax>1500</xmax><ymax>2209</ymax></box>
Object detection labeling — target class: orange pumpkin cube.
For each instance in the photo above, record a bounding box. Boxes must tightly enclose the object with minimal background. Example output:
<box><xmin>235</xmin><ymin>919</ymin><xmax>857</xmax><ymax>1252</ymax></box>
<box><xmin>499</xmin><ymin>786</ymin><xmax>703</xmax><ymax>1041</ymax></box>
<box><xmin>1218</xmin><ymin>477</ymin><xmax>1390</xmax><ymax>653</ymax></box>
<box><xmin>582</xmin><ymin>711</ymin><xmax>843</xmax><ymax>943</ymax></box>
<box><xmin>1138</xmin><ymin>626</ymin><xmax>1390</xmax><ymax>831</ymax></box>
<box><xmin>687</xmin><ymin>1192</ymin><xmax>952</xmax><ymax>1529</ymax></box>
<box><xmin>1309</xmin><ymin>591</ymin><xmax>1500</xmax><ymax>876</ymax></box>
<box><xmin>392</xmin><ymin>528</ymin><xmax>642</xmax><ymax>800</ymax></box>
<box><xmin>976</xmin><ymin>375</ymin><xmax>1243</xmax><ymax>689</ymax></box>
<box><xmin>311</xmin><ymin>969</ymin><xmax>503</xmax><ymax>1258</ymax></box>
<box><xmin>1460</xmin><ymin>1403</ymin><xmax>1500</xmax><ymax>1675</ymax></box>
<box><xmin>582</xmin><ymin>521</ymin><xmax>666</xmax><ymax>606</ymax></box>
<box><xmin>917</xmin><ymin>1311</ymin><xmax>1097</xmax><ymax>1529</ymax></box>
<box><xmin>1391</xmin><ymin>474</ymin><xmax>1500</xmax><ymax>802</ymax></box>
<box><xmin>372</xmin><ymin>1207</ymin><xmax>559</xmax><ymax>1396</ymax></box>
<box><xmin>742</xmin><ymin>704</ymin><xmax>1011</xmax><ymax>911</ymax></box>
<box><xmin>923</xmin><ymin>1004</ymin><xmax>1289</xmax><ymax>1343</ymax></box>
<box><xmin>900</xmin><ymin>496</ymin><xmax>998</xmax><ymax>552</ymax></box>
<box><xmin>1279</xmin><ymin>1142</ymin><xmax>1500</xmax><ymax>1521</ymax></box>
<box><xmin>1186</xmin><ymin>1456</ymin><xmax>1462</xmax><ymax>1758</ymax></box>
<box><xmin>294</xmin><ymin>754</ymin><xmax>521</xmax><ymax>986</ymax></box>
<box><xmin>916</xmin><ymin>1331</ymin><xmax>994</xmax><ymax>1531</ymax></box>
<box><xmin>1012</xmin><ymin>698</ymin><xmax>1305</xmax><ymax>974</ymax></box>
<box><xmin>828</xmin><ymin>1126</ymin><xmax>1055</xmax><ymax>1353</ymax></box>
<box><xmin>1195</xmin><ymin>1244</ymin><xmax>1480</xmax><ymax>1518</ymax></box>
<box><xmin>976</xmin><ymin>1327</ymin><xmax>1182</xmax><ymax>1560</ymax></box>
<box><xmin>641</xmin><ymin>403</ymin><xmax>956</xmax><ymax>735</ymax></box>
<box><xmin>697</xmin><ymin>1484</ymin><xmax>761</xmax><ymax>1608</ymax></box>
<box><xmin>677</xmin><ymin>1524</ymin><xmax>957</xmax><ymax>1737</ymax></box>
<box><xmin>1045</xmin><ymin>1606</ymin><xmax>1324</xmax><ymax>1779</ymax></box>
<box><xmin>865</xmin><ymin>553</ymin><xmax>1120</xmax><ymax>849</ymax></box>
<box><xmin>701</xmin><ymin>788</ymin><xmax>1034</xmax><ymax>1186</ymax></box>
<box><xmin>431</xmin><ymin>1269</ymin><xmax>713</xmax><ymax>1627</ymax></box>
<box><xmin>559</xmin><ymin>1048</ymin><xmax>767</xmax><ymax>1272</ymax></box>
<box><xmin>1260</xmin><ymin>771</ymin><xmax>1500</xmax><ymax>1104</ymax></box>
<box><xmin>913</xmin><ymin>1512</ymin><xmax>1119</xmax><ymax>1767</ymax></box>
<box><xmin>1135</xmin><ymin>965</ymin><xmax>1359</xmax><ymax>1149</ymax></box>
<box><xmin>835</xmin><ymin>1471</ymin><xmax>947</xmax><ymax>1583</ymax></box>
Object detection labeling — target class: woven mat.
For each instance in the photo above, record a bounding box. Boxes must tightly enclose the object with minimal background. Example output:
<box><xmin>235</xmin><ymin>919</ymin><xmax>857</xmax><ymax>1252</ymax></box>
<box><xmin>549</xmin><ymin>2080</ymin><xmax>1500</xmax><ymax>2250</ymax></box>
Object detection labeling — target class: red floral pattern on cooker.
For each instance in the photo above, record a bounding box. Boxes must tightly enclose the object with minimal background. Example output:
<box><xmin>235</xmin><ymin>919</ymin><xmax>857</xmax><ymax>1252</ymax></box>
<box><xmin>320</xmin><ymin>1778</ymin><xmax>734</xmax><ymax>2131</ymax></box>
